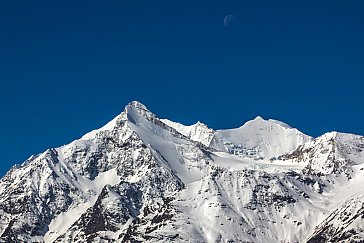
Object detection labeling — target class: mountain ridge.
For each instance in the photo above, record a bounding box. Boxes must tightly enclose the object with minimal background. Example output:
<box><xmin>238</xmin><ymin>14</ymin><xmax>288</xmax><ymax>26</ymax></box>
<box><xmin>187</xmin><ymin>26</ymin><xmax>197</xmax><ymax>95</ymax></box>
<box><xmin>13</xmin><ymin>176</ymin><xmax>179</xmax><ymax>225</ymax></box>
<box><xmin>1</xmin><ymin>100</ymin><xmax>364</xmax><ymax>242</ymax></box>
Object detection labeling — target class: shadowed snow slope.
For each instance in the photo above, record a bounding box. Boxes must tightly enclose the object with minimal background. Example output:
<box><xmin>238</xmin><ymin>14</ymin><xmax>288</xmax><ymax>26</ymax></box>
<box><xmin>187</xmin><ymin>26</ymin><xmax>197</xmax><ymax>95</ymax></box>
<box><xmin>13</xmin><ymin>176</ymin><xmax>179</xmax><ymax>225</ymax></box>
<box><xmin>0</xmin><ymin>101</ymin><xmax>363</xmax><ymax>243</ymax></box>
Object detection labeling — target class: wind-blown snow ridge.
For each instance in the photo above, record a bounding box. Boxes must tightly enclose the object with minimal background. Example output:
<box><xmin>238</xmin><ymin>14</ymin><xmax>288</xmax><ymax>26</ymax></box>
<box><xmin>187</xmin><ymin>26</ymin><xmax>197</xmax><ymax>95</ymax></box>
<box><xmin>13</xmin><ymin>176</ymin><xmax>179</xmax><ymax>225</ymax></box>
<box><xmin>0</xmin><ymin>100</ymin><xmax>363</xmax><ymax>243</ymax></box>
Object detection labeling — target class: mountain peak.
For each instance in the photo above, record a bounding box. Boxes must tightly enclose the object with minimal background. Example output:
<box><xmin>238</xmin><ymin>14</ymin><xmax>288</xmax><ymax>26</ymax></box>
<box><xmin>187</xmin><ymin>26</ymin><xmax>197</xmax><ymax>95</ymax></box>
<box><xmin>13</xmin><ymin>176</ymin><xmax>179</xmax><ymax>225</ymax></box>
<box><xmin>195</xmin><ymin>121</ymin><xmax>208</xmax><ymax>128</ymax></box>
<box><xmin>214</xmin><ymin>115</ymin><xmax>312</xmax><ymax>160</ymax></box>
<box><xmin>239</xmin><ymin>116</ymin><xmax>266</xmax><ymax>128</ymax></box>
<box><xmin>245</xmin><ymin>116</ymin><xmax>293</xmax><ymax>130</ymax></box>
<box><xmin>126</xmin><ymin>100</ymin><xmax>149</xmax><ymax>110</ymax></box>
<box><xmin>124</xmin><ymin>100</ymin><xmax>157</xmax><ymax>125</ymax></box>
<box><xmin>253</xmin><ymin>115</ymin><xmax>265</xmax><ymax>121</ymax></box>
<box><xmin>324</xmin><ymin>131</ymin><xmax>338</xmax><ymax>139</ymax></box>
<box><xmin>80</xmin><ymin>101</ymin><xmax>151</xmax><ymax>140</ymax></box>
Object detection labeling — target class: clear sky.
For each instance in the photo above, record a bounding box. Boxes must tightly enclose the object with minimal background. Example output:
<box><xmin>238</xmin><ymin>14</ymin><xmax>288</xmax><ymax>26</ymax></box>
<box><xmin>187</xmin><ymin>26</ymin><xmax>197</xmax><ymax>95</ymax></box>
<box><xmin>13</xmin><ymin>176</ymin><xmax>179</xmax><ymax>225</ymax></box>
<box><xmin>0</xmin><ymin>0</ymin><xmax>364</xmax><ymax>176</ymax></box>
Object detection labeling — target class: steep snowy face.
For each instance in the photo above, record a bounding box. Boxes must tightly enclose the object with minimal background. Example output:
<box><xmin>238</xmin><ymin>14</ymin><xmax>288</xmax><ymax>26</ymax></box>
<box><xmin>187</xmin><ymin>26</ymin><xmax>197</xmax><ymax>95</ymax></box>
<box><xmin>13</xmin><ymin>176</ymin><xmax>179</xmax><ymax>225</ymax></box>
<box><xmin>80</xmin><ymin>101</ymin><xmax>157</xmax><ymax>141</ymax></box>
<box><xmin>0</xmin><ymin>149</ymin><xmax>85</xmax><ymax>242</ymax></box>
<box><xmin>280</xmin><ymin>132</ymin><xmax>364</xmax><ymax>175</ymax></box>
<box><xmin>124</xmin><ymin>102</ymin><xmax>212</xmax><ymax>184</ymax></box>
<box><xmin>0</xmin><ymin>101</ymin><xmax>217</xmax><ymax>242</ymax></box>
<box><xmin>161</xmin><ymin>119</ymin><xmax>216</xmax><ymax>147</ymax></box>
<box><xmin>212</xmin><ymin>116</ymin><xmax>312</xmax><ymax>160</ymax></box>
<box><xmin>0</xmin><ymin>103</ymin><xmax>177</xmax><ymax>241</ymax></box>
<box><xmin>162</xmin><ymin>116</ymin><xmax>312</xmax><ymax>160</ymax></box>
<box><xmin>307</xmin><ymin>192</ymin><xmax>364</xmax><ymax>242</ymax></box>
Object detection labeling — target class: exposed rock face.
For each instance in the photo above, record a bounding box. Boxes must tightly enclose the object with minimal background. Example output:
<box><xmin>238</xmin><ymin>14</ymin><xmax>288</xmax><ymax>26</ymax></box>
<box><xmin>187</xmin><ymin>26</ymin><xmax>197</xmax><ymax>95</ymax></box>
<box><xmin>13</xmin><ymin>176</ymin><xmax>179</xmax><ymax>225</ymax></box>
<box><xmin>0</xmin><ymin>101</ymin><xmax>364</xmax><ymax>242</ymax></box>
<box><xmin>280</xmin><ymin>132</ymin><xmax>364</xmax><ymax>176</ymax></box>
<box><xmin>307</xmin><ymin>193</ymin><xmax>364</xmax><ymax>242</ymax></box>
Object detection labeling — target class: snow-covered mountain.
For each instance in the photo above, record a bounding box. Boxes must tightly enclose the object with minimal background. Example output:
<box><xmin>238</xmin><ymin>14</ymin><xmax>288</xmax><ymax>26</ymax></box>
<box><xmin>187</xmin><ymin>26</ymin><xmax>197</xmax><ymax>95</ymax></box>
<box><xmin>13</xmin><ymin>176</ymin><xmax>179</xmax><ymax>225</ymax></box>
<box><xmin>1</xmin><ymin>101</ymin><xmax>364</xmax><ymax>242</ymax></box>
<box><xmin>279</xmin><ymin>132</ymin><xmax>364</xmax><ymax>176</ymax></box>
<box><xmin>161</xmin><ymin>119</ymin><xmax>215</xmax><ymax>147</ymax></box>
<box><xmin>162</xmin><ymin>116</ymin><xmax>312</xmax><ymax>160</ymax></box>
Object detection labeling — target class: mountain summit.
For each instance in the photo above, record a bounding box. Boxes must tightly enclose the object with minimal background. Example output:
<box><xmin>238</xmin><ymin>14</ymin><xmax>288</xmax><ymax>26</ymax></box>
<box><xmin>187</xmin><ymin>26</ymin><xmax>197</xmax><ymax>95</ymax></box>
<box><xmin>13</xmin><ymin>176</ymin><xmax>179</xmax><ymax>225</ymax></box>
<box><xmin>0</xmin><ymin>101</ymin><xmax>364</xmax><ymax>242</ymax></box>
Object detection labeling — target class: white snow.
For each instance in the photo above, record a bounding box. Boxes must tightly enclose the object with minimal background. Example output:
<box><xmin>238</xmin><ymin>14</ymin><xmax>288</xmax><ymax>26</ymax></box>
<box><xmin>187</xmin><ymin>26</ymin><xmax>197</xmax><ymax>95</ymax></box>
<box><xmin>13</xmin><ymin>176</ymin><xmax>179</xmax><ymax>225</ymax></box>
<box><xmin>44</xmin><ymin>167</ymin><xmax>120</xmax><ymax>243</ymax></box>
<box><xmin>80</xmin><ymin>115</ymin><xmax>120</xmax><ymax>140</ymax></box>
<box><xmin>213</xmin><ymin>116</ymin><xmax>312</xmax><ymax>159</ymax></box>
<box><xmin>161</xmin><ymin>119</ymin><xmax>215</xmax><ymax>147</ymax></box>
<box><xmin>126</xmin><ymin>104</ymin><xmax>203</xmax><ymax>183</ymax></box>
<box><xmin>3</xmin><ymin>101</ymin><xmax>364</xmax><ymax>243</ymax></box>
<box><xmin>211</xmin><ymin>151</ymin><xmax>306</xmax><ymax>172</ymax></box>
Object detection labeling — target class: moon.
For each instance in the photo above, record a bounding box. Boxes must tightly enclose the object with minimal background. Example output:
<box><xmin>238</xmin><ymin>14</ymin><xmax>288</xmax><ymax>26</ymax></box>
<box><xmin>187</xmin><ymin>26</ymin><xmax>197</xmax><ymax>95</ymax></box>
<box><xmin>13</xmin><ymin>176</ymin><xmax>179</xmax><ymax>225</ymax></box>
<box><xmin>224</xmin><ymin>14</ymin><xmax>236</xmax><ymax>27</ymax></box>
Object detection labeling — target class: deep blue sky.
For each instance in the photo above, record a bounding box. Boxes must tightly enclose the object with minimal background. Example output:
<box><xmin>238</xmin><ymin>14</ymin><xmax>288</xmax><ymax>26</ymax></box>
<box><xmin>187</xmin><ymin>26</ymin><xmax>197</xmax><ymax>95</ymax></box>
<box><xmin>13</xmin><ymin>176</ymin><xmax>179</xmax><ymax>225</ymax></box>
<box><xmin>1</xmin><ymin>0</ymin><xmax>363</xmax><ymax>176</ymax></box>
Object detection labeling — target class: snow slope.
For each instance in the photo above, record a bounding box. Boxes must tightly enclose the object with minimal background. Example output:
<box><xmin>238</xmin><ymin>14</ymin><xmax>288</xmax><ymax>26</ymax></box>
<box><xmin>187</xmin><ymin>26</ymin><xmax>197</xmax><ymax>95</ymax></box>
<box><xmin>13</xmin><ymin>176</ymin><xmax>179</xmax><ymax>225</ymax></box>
<box><xmin>161</xmin><ymin>119</ymin><xmax>215</xmax><ymax>147</ymax></box>
<box><xmin>163</xmin><ymin>116</ymin><xmax>312</xmax><ymax>160</ymax></box>
<box><xmin>280</xmin><ymin>131</ymin><xmax>364</xmax><ymax>175</ymax></box>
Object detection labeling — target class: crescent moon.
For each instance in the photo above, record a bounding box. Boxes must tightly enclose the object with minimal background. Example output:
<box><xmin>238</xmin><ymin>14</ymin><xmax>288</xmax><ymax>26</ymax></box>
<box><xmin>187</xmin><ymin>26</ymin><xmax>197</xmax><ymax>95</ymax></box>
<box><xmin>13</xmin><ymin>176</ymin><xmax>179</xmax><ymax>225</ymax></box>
<box><xmin>224</xmin><ymin>14</ymin><xmax>236</xmax><ymax>27</ymax></box>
